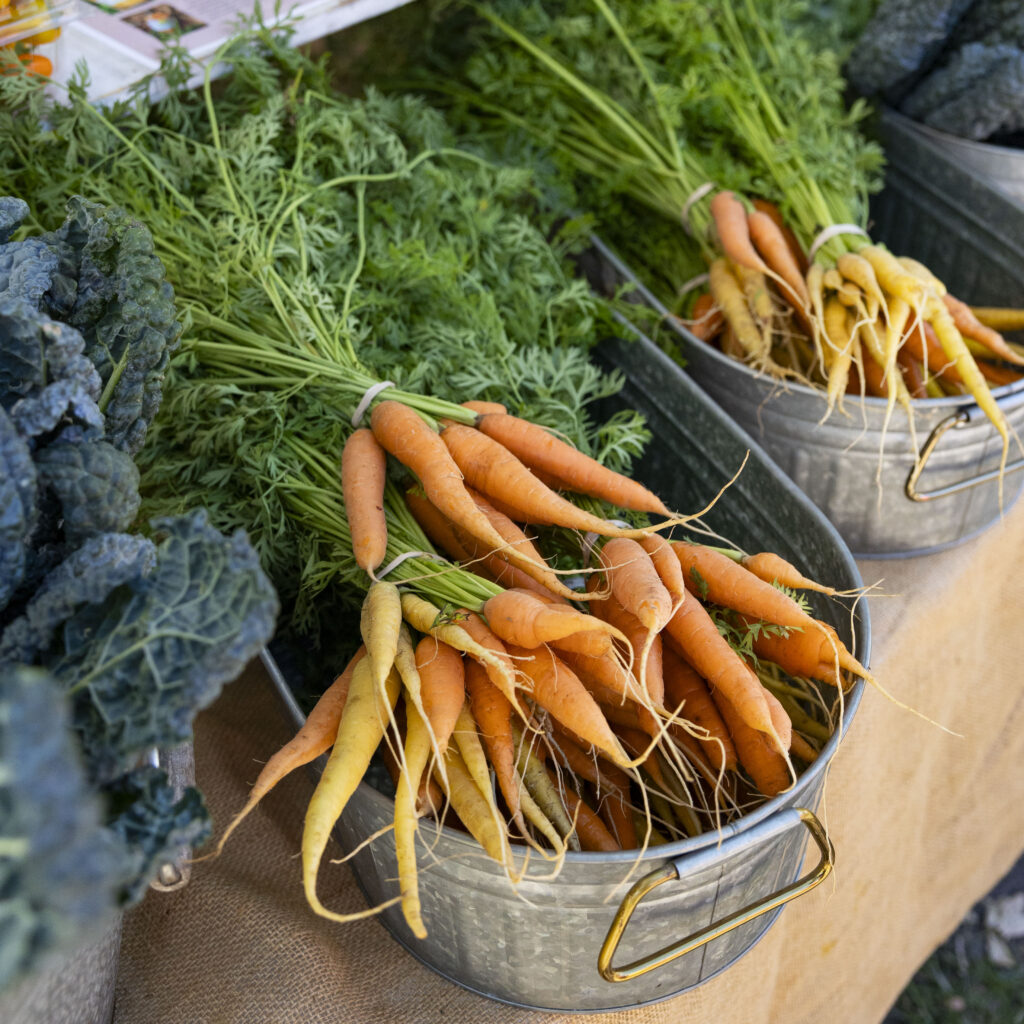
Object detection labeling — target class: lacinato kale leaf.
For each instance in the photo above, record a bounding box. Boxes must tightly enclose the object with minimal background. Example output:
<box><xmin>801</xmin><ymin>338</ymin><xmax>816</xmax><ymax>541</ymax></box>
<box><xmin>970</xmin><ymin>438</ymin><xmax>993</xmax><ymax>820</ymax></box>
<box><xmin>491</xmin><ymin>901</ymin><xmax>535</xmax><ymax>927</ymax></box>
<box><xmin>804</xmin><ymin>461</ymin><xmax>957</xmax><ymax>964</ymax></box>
<box><xmin>104</xmin><ymin>766</ymin><xmax>211</xmax><ymax>904</ymax></box>
<box><xmin>0</xmin><ymin>407</ymin><xmax>36</xmax><ymax>609</ymax></box>
<box><xmin>920</xmin><ymin>51</ymin><xmax>1024</xmax><ymax>139</ymax></box>
<box><xmin>41</xmin><ymin>198</ymin><xmax>182</xmax><ymax>455</ymax></box>
<box><xmin>0</xmin><ymin>533</ymin><xmax>157</xmax><ymax>664</ymax></box>
<box><xmin>0</xmin><ymin>196</ymin><xmax>27</xmax><ymax>244</ymax></box>
<box><xmin>35</xmin><ymin>440</ymin><xmax>141</xmax><ymax>546</ymax></box>
<box><xmin>50</xmin><ymin>510</ymin><xmax>278</xmax><ymax>782</ymax></box>
<box><xmin>0</xmin><ymin>666</ymin><xmax>128</xmax><ymax>991</ymax></box>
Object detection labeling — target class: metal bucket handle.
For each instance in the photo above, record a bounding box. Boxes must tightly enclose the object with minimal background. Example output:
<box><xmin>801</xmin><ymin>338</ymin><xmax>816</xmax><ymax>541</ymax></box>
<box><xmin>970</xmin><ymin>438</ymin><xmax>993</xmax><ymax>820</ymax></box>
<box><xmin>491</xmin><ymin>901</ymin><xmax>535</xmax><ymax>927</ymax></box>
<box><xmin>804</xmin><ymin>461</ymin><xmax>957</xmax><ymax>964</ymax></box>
<box><xmin>907</xmin><ymin>393</ymin><xmax>1024</xmax><ymax>502</ymax></box>
<box><xmin>597</xmin><ymin>807</ymin><xmax>833</xmax><ymax>983</ymax></box>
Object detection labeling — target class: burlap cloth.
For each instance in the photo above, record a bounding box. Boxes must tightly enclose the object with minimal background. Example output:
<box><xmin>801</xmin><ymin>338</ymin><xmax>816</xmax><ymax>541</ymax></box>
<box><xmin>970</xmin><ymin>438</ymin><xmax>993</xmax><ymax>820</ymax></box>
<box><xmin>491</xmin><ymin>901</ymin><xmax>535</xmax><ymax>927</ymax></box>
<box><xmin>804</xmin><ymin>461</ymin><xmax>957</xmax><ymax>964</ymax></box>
<box><xmin>112</xmin><ymin>501</ymin><xmax>1024</xmax><ymax>1024</ymax></box>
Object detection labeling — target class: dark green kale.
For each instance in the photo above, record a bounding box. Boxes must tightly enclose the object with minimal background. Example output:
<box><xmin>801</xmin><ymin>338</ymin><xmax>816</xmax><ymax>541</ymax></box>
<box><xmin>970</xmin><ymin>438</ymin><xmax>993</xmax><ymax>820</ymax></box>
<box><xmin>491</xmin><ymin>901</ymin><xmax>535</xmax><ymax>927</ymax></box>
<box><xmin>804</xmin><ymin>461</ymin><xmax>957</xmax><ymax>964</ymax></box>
<box><xmin>901</xmin><ymin>42</ymin><xmax>1021</xmax><ymax>122</ymax></box>
<box><xmin>0</xmin><ymin>196</ymin><xmax>27</xmax><ymax>244</ymax></box>
<box><xmin>41</xmin><ymin>198</ymin><xmax>182</xmax><ymax>455</ymax></box>
<box><xmin>0</xmin><ymin>407</ymin><xmax>36</xmax><ymax>609</ymax></box>
<box><xmin>103</xmin><ymin>766</ymin><xmax>211</xmax><ymax>905</ymax></box>
<box><xmin>919</xmin><ymin>51</ymin><xmax>1024</xmax><ymax>139</ymax></box>
<box><xmin>52</xmin><ymin>510</ymin><xmax>278</xmax><ymax>782</ymax></box>
<box><xmin>0</xmin><ymin>533</ymin><xmax>157</xmax><ymax>664</ymax></box>
<box><xmin>845</xmin><ymin>0</ymin><xmax>976</xmax><ymax>102</ymax></box>
<box><xmin>0</xmin><ymin>666</ymin><xmax>128</xmax><ymax>992</ymax></box>
<box><xmin>34</xmin><ymin>440</ymin><xmax>141</xmax><ymax>546</ymax></box>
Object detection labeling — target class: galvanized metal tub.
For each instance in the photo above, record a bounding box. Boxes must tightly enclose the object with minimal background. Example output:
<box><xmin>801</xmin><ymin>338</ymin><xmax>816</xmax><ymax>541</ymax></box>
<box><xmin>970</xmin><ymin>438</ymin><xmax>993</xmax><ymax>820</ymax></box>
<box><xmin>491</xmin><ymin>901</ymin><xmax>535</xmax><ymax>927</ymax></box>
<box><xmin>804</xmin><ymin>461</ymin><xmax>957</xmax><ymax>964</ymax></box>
<box><xmin>265</xmin><ymin>329</ymin><xmax>869</xmax><ymax>1012</ymax></box>
<box><xmin>889</xmin><ymin>112</ymin><xmax>1024</xmax><ymax>206</ymax></box>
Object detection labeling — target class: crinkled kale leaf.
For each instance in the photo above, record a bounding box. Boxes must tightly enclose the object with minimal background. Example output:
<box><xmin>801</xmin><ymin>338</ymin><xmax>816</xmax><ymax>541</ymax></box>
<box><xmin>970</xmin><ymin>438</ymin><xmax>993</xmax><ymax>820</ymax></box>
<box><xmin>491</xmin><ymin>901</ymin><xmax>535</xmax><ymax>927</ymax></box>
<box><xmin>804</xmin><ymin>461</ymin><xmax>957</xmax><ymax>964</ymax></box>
<box><xmin>42</xmin><ymin>197</ymin><xmax>182</xmax><ymax>454</ymax></box>
<box><xmin>51</xmin><ymin>509</ymin><xmax>278</xmax><ymax>782</ymax></box>
<box><xmin>104</xmin><ymin>765</ymin><xmax>212</xmax><ymax>905</ymax></box>
<box><xmin>0</xmin><ymin>406</ymin><xmax>36</xmax><ymax>609</ymax></box>
<box><xmin>35</xmin><ymin>439</ymin><xmax>141</xmax><ymax>546</ymax></box>
<box><xmin>0</xmin><ymin>533</ymin><xmax>157</xmax><ymax>664</ymax></box>
<box><xmin>0</xmin><ymin>666</ymin><xmax>128</xmax><ymax>992</ymax></box>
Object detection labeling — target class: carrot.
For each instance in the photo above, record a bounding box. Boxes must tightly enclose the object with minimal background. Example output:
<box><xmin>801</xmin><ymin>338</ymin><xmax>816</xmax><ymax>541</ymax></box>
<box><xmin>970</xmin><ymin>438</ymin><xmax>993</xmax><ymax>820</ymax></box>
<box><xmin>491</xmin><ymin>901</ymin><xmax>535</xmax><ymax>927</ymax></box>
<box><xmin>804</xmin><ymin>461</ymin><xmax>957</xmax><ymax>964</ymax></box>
<box><xmin>859</xmin><ymin>346</ymin><xmax>889</xmax><ymax>398</ymax></box>
<box><xmin>663</xmin><ymin>587</ymin><xmax>778</xmax><ymax>744</ymax></box>
<box><xmin>340</xmin><ymin>428</ymin><xmax>388</xmax><ymax>576</ymax></box>
<box><xmin>549</xmin><ymin>629</ymin><xmax>617</xmax><ymax>660</ymax></box>
<box><xmin>688</xmin><ymin>292</ymin><xmax>725</xmax><ymax>343</ymax></box>
<box><xmin>462</xmin><ymin>400</ymin><xmax>508</xmax><ymax>415</ymax></box>
<box><xmin>483</xmin><ymin>588</ymin><xmax>627</xmax><ymax>650</ymax></box>
<box><xmin>302</xmin><ymin>659</ymin><xmax>402</xmax><ymax>923</ymax></box>
<box><xmin>442</xmin><ymin>423</ymin><xmax>666</xmax><ymax>541</ymax></box>
<box><xmin>762</xmin><ymin>684</ymin><xmax>793</xmax><ymax>756</ymax></box>
<box><xmin>360</xmin><ymin>580</ymin><xmax>403</xmax><ymax>700</ymax></box>
<box><xmin>404</xmin><ymin>486</ymin><xmax>477</xmax><ymax>563</ymax></box>
<box><xmin>943</xmin><ymin>294</ymin><xmax>1024</xmax><ymax>366</ymax></box>
<box><xmin>977</xmin><ymin>360</ymin><xmax>1024</xmax><ymax>387</ymax></box>
<box><xmin>557</xmin><ymin>648</ymin><xmax>650</xmax><ymax>706</ymax></box>
<box><xmin>370</xmin><ymin>400</ymin><xmax>566</xmax><ymax>590</ymax></box>
<box><xmin>752</xmin><ymin>198</ymin><xmax>809</xmax><ymax>273</ymax></box>
<box><xmin>661</xmin><ymin>645</ymin><xmax>737</xmax><ymax>773</ymax></box>
<box><xmin>393</xmin><ymin>700</ymin><xmax>434</xmax><ymax>938</ymax></box>
<box><xmin>560</xmin><ymin>785</ymin><xmax>621</xmax><ymax>852</ymax></box>
<box><xmin>510</xmin><ymin>644</ymin><xmax>630</xmax><ymax>767</ymax></box>
<box><xmin>587</xmin><ymin>583</ymin><xmax>665</xmax><ymax>708</ymax></box>
<box><xmin>790</xmin><ymin>732</ymin><xmax>819</xmax><ymax>764</ymax></box>
<box><xmin>599</xmin><ymin>538</ymin><xmax>673</xmax><ymax>634</ymax></box>
<box><xmin>739</xmin><ymin>551</ymin><xmax>837</xmax><ymax>596</ymax></box>
<box><xmin>472</xmin><ymin>415</ymin><xmax>670</xmax><ymax>516</ymax></box>
<box><xmin>969</xmin><ymin>307</ymin><xmax>1024</xmax><ymax>333</ymax></box>
<box><xmin>672</xmin><ymin>542</ymin><xmax>866</xmax><ymax>677</ymax></box>
<box><xmin>709</xmin><ymin>258</ymin><xmax>769</xmax><ymax>362</ymax></box>
<box><xmin>747</xmin><ymin>209</ymin><xmax>810</xmax><ymax>311</ymax></box>
<box><xmin>415</xmin><ymin>636</ymin><xmax>465</xmax><ymax>756</ymax></box>
<box><xmin>710</xmin><ymin>190</ymin><xmax>768</xmax><ymax>273</ymax></box>
<box><xmin>639</xmin><ymin>534</ymin><xmax>686</xmax><ymax>605</ymax></box>
<box><xmin>822</xmin><ymin>295</ymin><xmax>856</xmax><ymax>412</ymax></box>
<box><xmin>896</xmin><ymin>347</ymin><xmax>928</xmax><ymax>399</ymax></box>
<box><xmin>436</xmin><ymin>746</ymin><xmax>511</xmax><ymax>865</ymax></box>
<box><xmin>464</xmin><ymin>658</ymin><xmax>527</xmax><ymax>835</ymax></box>
<box><xmin>211</xmin><ymin>646</ymin><xmax>366</xmax><ymax>856</ymax></box>
<box><xmin>513</xmin><ymin>723</ymin><xmax>580</xmax><ymax>850</ymax></box>
<box><xmin>901</xmin><ymin>319</ymin><xmax>961</xmax><ymax>384</ymax></box>
<box><xmin>600</xmin><ymin>788</ymin><xmax>639</xmax><ymax>849</ymax></box>
<box><xmin>401</xmin><ymin>594</ymin><xmax>518</xmax><ymax>706</ymax></box>
<box><xmin>738</xmin><ymin>615</ymin><xmax>840</xmax><ymax>686</ymax></box>
<box><xmin>546</xmin><ymin>720</ymin><xmax>631</xmax><ymax>795</ymax></box>
<box><xmin>711</xmin><ymin>688</ymin><xmax>792</xmax><ymax>798</ymax></box>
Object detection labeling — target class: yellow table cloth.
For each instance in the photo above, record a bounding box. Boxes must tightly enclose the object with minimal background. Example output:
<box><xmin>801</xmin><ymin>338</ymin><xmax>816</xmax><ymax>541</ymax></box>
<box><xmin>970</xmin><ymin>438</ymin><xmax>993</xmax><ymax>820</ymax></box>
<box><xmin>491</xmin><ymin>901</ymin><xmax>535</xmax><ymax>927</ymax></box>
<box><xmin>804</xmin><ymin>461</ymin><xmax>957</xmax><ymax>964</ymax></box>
<box><xmin>112</xmin><ymin>499</ymin><xmax>1024</xmax><ymax>1024</ymax></box>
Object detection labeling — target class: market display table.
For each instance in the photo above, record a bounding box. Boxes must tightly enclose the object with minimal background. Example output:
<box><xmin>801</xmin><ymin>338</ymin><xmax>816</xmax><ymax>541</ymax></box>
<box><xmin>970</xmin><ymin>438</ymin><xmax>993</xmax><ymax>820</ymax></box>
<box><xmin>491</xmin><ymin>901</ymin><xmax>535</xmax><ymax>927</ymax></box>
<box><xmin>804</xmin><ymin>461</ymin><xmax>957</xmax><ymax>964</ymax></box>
<box><xmin>111</xmin><ymin>497</ymin><xmax>1024</xmax><ymax>1024</ymax></box>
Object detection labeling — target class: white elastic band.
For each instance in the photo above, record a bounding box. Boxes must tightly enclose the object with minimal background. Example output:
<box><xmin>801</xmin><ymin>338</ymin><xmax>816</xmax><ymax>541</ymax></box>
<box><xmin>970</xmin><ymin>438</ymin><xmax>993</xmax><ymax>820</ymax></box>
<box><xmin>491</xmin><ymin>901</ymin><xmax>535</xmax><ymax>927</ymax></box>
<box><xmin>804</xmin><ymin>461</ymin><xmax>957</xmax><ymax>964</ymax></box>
<box><xmin>374</xmin><ymin>550</ymin><xmax>447</xmax><ymax>580</ymax></box>
<box><xmin>351</xmin><ymin>380</ymin><xmax>395</xmax><ymax>427</ymax></box>
<box><xmin>808</xmin><ymin>224</ymin><xmax>869</xmax><ymax>263</ymax></box>
<box><xmin>677</xmin><ymin>272</ymin><xmax>710</xmax><ymax>298</ymax></box>
<box><xmin>681</xmin><ymin>182</ymin><xmax>716</xmax><ymax>237</ymax></box>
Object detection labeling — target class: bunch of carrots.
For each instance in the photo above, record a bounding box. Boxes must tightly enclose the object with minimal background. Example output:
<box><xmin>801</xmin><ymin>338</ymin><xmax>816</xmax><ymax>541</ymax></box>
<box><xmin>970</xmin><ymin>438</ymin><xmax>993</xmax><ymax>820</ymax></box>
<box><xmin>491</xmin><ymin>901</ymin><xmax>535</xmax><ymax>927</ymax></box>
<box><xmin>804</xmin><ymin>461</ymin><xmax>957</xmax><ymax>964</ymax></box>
<box><xmin>213</xmin><ymin>397</ymin><xmax>871</xmax><ymax>940</ymax></box>
<box><xmin>688</xmin><ymin>189</ymin><xmax>1024</xmax><ymax>468</ymax></box>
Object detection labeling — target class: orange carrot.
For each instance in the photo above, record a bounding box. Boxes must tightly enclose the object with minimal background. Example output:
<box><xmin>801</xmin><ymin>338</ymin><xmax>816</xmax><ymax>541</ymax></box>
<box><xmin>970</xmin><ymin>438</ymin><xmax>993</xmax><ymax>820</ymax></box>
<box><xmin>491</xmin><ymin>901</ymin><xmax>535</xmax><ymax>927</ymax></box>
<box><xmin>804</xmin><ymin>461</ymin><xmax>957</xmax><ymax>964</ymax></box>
<box><xmin>509</xmin><ymin>645</ymin><xmax>630</xmax><ymax>766</ymax></box>
<box><xmin>560</xmin><ymin>784</ymin><xmax>621</xmax><ymax>852</ymax></box>
<box><xmin>663</xmin><ymin>589</ymin><xmax>777</xmax><ymax>742</ymax></box>
<box><xmin>471</xmin><ymin>414</ymin><xmax>670</xmax><ymax>516</ymax></box>
<box><xmin>977</xmin><ymin>360</ymin><xmax>1024</xmax><ymax>387</ymax></box>
<box><xmin>739</xmin><ymin>552</ymin><xmax>837</xmax><ymax>596</ymax></box>
<box><xmin>790</xmin><ymin>733</ymin><xmax>819</xmax><ymax>764</ymax></box>
<box><xmin>712</xmin><ymin>689</ymin><xmax>792</xmax><ymax>798</ymax></box>
<box><xmin>404</xmin><ymin>487</ymin><xmax>476</xmax><ymax>563</ymax></box>
<box><xmin>371</xmin><ymin>401</ymin><xmax>570</xmax><ymax>593</ymax></box>
<box><xmin>462</xmin><ymin>400</ymin><xmax>508</xmax><ymax>415</ymax></box>
<box><xmin>550</xmin><ymin>629</ymin><xmax>617</xmax><ymax>660</ymax></box>
<box><xmin>860</xmin><ymin>348</ymin><xmax>889</xmax><ymax>398</ymax></box>
<box><xmin>752</xmin><ymin>198</ymin><xmax>809</xmax><ymax>274</ymax></box>
<box><xmin>689</xmin><ymin>292</ymin><xmax>725</xmax><ymax>343</ymax></box>
<box><xmin>661</xmin><ymin>645</ymin><xmax>737</xmax><ymax>773</ymax></box>
<box><xmin>762</xmin><ymin>684</ymin><xmax>793</xmax><ymax>756</ymax></box>
<box><xmin>600</xmin><ymin>789</ymin><xmax>639</xmax><ymax>849</ymax></box>
<box><xmin>211</xmin><ymin>647</ymin><xmax>366</xmax><ymax>855</ymax></box>
<box><xmin>415</xmin><ymin>636</ymin><xmax>466</xmax><ymax>756</ymax></box>
<box><xmin>639</xmin><ymin>534</ymin><xmax>687</xmax><ymax>606</ymax></box>
<box><xmin>599</xmin><ymin>538</ymin><xmax>673</xmax><ymax>634</ymax></box>
<box><xmin>587</xmin><ymin>585</ymin><xmax>665</xmax><ymax>708</ymax></box>
<box><xmin>747</xmin><ymin>209</ymin><xmax>811</xmax><ymax>311</ymax></box>
<box><xmin>943</xmin><ymin>294</ymin><xmax>1024</xmax><ymax>366</ymax></box>
<box><xmin>710</xmin><ymin>190</ymin><xmax>768</xmax><ymax>273</ymax></box>
<box><xmin>897</xmin><ymin>348</ymin><xmax>928</xmax><ymax>399</ymax></box>
<box><xmin>556</xmin><ymin>648</ymin><xmax>650</xmax><ymax>705</ymax></box>
<box><xmin>341</xmin><ymin>429</ymin><xmax>388</xmax><ymax>576</ymax></box>
<box><xmin>673</xmin><ymin>543</ymin><xmax>867</xmax><ymax>678</ymax></box>
<box><xmin>483</xmin><ymin>588</ymin><xmax>626</xmax><ymax>650</ymax></box>
<box><xmin>464</xmin><ymin>658</ymin><xmax>527</xmax><ymax>835</ymax></box>
<box><xmin>451</xmin><ymin>610</ymin><xmax>521</xmax><ymax>708</ymax></box>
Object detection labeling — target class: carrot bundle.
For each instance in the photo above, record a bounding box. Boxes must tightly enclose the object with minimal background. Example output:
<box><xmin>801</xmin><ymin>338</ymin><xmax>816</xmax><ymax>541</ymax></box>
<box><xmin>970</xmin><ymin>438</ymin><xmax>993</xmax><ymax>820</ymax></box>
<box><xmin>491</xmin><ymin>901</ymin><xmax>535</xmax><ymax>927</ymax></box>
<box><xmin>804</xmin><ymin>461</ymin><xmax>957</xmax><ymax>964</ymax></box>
<box><xmin>215</xmin><ymin>402</ymin><xmax>862</xmax><ymax>940</ymax></box>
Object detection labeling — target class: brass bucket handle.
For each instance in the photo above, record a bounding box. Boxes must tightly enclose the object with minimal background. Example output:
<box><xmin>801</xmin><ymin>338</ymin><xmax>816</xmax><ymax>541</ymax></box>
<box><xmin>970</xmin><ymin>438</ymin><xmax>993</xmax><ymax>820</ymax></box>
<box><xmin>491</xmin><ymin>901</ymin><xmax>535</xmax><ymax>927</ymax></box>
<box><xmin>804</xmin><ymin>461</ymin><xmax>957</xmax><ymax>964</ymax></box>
<box><xmin>906</xmin><ymin>404</ymin><xmax>1024</xmax><ymax>503</ymax></box>
<box><xmin>597</xmin><ymin>807</ymin><xmax>834</xmax><ymax>983</ymax></box>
